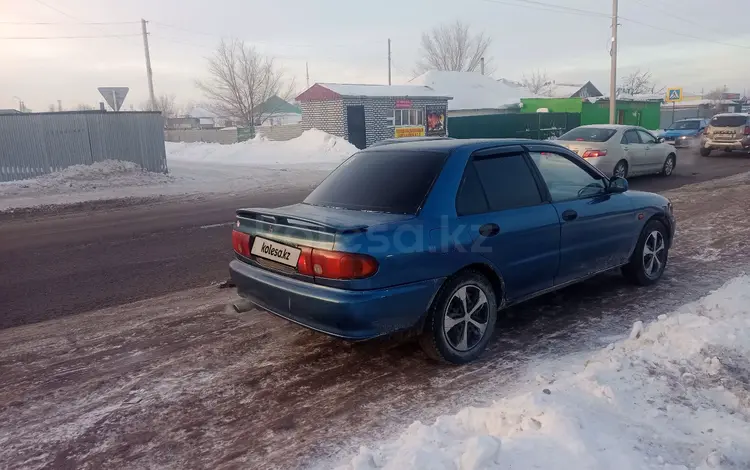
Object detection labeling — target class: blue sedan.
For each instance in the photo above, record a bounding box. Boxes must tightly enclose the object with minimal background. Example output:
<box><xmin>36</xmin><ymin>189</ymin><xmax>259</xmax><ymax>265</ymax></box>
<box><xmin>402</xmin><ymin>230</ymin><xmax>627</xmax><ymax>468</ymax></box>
<box><xmin>230</xmin><ymin>139</ymin><xmax>676</xmax><ymax>364</ymax></box>
<box><xmin>660</xmin><ymin>118</ymin><xmax>708</xmax><ymax>147</ymax></box>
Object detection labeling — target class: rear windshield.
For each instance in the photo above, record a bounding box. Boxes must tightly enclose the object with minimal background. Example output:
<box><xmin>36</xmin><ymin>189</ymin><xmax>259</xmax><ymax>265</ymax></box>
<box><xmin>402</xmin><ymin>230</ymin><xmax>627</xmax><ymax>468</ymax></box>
<box><xmin>711</xmin><ymin>115</ymin><xmax>747</xmax><ymax>127</ymax></box>
<box><xmin>669</xmin><ymin>120</ymin><xmax>700</xmax><ymax>130</ymax></box>
<box><xmin>559</xmin><ymin>127</ymin><xmax>617</xmax><ymax>142</ymax></box>
<box><xmin>304</xmin><ymin>150</ymin><xmax>447</xmax><ymax>214</ymax></box>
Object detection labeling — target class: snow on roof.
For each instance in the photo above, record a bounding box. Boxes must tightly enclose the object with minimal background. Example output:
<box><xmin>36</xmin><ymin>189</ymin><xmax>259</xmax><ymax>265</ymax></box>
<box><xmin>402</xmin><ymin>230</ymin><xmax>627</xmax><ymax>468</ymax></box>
<box><xmin>318</xmin><ymin>83</ymin><xmax>450</xmax><ymax>99</ymax></box>
<box><xmin>410</xmin><ymin>71</ymin><xmax>534</xmax><ymax>111</ymax></box>
<box><xmin>549</xmin><ymin>83</ymin><xmax>586</xmax><ymax>98</ymax></box>
<box><xmin>188</xmin><ymin>107</ymin><xmax>217</xmax><ymax>119</ymax></box>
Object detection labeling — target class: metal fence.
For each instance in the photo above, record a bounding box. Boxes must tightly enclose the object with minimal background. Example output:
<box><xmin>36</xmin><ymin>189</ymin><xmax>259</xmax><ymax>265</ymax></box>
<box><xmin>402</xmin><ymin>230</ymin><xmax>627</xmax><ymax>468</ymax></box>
<box><xmin>660</xmin><ymin>106</ymin><xmax>715</xmax><ymax>129</ymax></box>
<box><xmin>448</xmin><ymin>112</ymin><xmax>580</xmax><ymax>140</ymax></box>
<box><xmin>0</xmin><ymin>111</ymin><xmax>167</xmax><ymax>182</ymax></box>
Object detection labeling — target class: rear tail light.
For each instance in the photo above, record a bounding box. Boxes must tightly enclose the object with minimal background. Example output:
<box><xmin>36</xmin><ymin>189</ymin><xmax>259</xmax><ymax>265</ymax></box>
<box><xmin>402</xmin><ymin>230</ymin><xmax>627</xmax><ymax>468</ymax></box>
<box><xmin>232</xmin><ymin>230</ymin><xmax>251</xmax><ymax>257</ymax></box>
<box><xmin>744</xmin><ymin>126</ymin><xmax>750</xmax><ymax>135</ymax></box>
<box><xmin>297</xmin><ymin>247</ymin><xmax>378</xmax><ymax>279</ymax></box>
<box><xmin>582</xmin><ymin>149</ymin><xmax>607</xmax><ymax>158</ymax></box>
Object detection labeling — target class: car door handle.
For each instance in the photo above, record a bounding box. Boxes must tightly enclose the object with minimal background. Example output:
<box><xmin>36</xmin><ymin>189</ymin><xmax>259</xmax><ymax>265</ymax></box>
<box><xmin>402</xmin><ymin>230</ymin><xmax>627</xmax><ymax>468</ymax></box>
<box><xmin>561</xmin><ymin>209</ymin><xmax>578</xmax><ymax>221</ymax></box>
<box><xmin>478</xmin><ymin>223</ymin><xmax>500</xmax><ymax>237</ymax></box>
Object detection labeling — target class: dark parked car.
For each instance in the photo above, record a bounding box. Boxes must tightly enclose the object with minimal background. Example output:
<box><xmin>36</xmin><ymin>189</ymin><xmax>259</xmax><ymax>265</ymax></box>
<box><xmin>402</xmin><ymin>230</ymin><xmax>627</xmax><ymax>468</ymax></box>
<box><xmin>230</xmin><ymin>139</ymin><xmax>676</xmax><ymax>364</ymax></box>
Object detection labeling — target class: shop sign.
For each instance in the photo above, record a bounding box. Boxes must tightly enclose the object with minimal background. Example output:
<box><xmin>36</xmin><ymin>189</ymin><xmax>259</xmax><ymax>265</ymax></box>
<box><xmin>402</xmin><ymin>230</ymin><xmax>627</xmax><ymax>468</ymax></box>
<box><xmin>395</xmin><ymin>126</ymin><xmax>425</xmax><ymax>138</ymax></box>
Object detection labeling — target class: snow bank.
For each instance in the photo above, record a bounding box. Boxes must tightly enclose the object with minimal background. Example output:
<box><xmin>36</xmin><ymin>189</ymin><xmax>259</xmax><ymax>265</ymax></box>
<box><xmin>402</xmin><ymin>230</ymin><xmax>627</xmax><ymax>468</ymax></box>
<box><xmin>338</xmin><ymin>276</ymin><xmax>750</xmax><ymax>470</ymax></box>
<box><xmin>166</xmin><ymin>129</ymin><xmax>357</xmax><ymax>166</ymax></box>
<box><xmin>410</xmin><ymin>71</ymin><xmax>535</xmax><ymax>111</ymax></box>
<box><xmin>0</xmin><ymin>160</ymin><xmax>173</xmax><ymax>196</ymax></box>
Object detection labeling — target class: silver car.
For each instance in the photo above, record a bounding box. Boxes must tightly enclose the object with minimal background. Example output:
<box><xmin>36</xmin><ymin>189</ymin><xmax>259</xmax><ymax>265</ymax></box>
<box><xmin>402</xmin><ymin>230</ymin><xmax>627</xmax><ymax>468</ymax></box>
<box><xmin>556</xmin><ymin>125</ymin><xmax>677</xmax><ymax>178</ymax></box>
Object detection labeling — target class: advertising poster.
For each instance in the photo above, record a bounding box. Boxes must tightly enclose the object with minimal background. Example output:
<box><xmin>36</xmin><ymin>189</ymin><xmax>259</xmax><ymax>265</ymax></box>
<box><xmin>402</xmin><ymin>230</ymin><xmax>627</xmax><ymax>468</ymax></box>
<box><xmin>426</xmin><ymin>107</ymin><xmax>447</xmax><ymax>136</ymax></box>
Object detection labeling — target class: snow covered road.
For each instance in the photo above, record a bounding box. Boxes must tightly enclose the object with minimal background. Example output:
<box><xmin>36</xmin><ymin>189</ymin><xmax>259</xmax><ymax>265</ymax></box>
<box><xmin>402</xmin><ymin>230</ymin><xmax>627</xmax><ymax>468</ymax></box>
<box><xmin>1</xmin><ymin>173</ymin><xmax>750</xmax><ymax>469</ymax></box>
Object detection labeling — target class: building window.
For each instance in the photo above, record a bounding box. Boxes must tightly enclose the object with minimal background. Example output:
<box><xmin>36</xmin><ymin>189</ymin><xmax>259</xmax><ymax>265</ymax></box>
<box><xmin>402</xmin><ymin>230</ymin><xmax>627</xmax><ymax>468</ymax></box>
<box><xmin>391</xmin><ymin>108</ymin><xmax>424</xmax><ymax>127</ymax></box>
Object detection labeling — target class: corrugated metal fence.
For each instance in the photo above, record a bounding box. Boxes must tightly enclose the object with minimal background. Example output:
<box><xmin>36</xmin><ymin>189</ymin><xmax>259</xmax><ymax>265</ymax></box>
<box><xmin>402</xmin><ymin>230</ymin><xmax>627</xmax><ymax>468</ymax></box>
<box><xmin>0</xmin><ymin>111</ymin><xmax>167</xmax><ymax>182</ymax></box>
<box><xmin>448</xmin><ymin>112</ymin><xmax>580</xmax><ymax>140</ymax></box>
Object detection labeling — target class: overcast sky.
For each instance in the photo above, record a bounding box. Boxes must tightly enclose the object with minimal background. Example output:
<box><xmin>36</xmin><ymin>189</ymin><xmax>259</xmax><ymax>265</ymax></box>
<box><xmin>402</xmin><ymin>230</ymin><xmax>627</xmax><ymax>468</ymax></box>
<box><xmin>2</xmin><ymin>0</ymin><xmax>749</xmax><ymax>111</ymax></box>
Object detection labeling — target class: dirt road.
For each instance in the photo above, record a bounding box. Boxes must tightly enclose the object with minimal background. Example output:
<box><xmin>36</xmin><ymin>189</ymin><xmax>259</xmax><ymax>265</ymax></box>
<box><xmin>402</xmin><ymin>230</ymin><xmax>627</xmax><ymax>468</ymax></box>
<box><xmin>2</xmin><ymin>170</ymin><xmax>750</xmax><ymax>469</ymax></box>
<box><xmin>2</xmin><ymin>148</ymin><xmax>749</xmax><ymax>330</ymax></box>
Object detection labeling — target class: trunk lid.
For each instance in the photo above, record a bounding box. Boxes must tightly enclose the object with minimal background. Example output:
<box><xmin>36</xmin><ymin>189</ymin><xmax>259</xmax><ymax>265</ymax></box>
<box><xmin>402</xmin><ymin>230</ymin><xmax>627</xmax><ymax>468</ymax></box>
<box><xmin>234</xmin><ymin>203</ymin><xmax>414</xmax><ymax>273</ymax></box>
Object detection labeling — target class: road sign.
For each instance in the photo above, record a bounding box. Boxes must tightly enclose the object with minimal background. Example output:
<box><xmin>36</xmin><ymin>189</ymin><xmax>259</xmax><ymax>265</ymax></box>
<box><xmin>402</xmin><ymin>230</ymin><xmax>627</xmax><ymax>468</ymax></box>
<box><xmin>98</xmin><ymin>87</ymin><xmax>129</xmax><ymax>111</ymax></box>
<box><xmin>666</xmin><ymin>87</ymin><xmax>683</xmax><ymax>103</ymax></box>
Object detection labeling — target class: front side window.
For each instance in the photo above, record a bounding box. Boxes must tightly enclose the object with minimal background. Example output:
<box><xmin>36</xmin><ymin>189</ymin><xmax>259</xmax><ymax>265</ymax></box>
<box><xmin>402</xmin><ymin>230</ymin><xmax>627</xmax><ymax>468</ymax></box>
<box><xmin>528</xmin><ymin>151</ymin><xmax>606</xmax><ymax>202</ymax></box>
<box><xmin>392</xmin><ymin>109</ymin><xmax>424</xmax><ymax>127</ymax></box>
<box><xmin>471</xmin><ymin>154</ymin><xmax>543</xmax><ymax>212</ymax></box>
<box><xmin>637</xmin><ymin>130</ymin><xmax>656</xmax><ymax>144</ymax></box>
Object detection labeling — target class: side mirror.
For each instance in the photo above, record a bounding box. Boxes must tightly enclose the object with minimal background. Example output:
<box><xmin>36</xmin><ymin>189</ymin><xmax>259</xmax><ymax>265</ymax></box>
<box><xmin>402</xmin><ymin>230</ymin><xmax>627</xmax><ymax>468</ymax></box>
<box><xmin>657</xmin><ymin>136</ymin><xmax>666</xmax><ymax>143</ymax></box>
<box><xmin>609</xmin><ymin>177</ymin><xmax>628</xmax><ymax>193</ymax></box>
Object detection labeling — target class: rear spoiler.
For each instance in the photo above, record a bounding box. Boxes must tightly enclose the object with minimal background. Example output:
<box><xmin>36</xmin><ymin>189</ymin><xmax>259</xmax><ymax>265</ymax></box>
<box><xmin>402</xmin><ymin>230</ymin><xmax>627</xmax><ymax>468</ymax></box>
<box><xmin>236</xmin><ymin>208</ymin><xmax>368</xmax><ymax>234</ymax></box>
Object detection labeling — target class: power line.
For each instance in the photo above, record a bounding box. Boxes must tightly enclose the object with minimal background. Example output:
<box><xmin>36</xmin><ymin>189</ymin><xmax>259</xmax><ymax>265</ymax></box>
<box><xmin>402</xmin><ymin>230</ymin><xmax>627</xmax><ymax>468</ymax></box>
<box><xmin>0</xmin><ymin>34</ymin><xmax>142</xmax><ymax>39</ymax></box>
<box><xmin>478</xmin><ymin>0</ymin><xmax>750</xmax><ymax>50</ymax></box>
<box><xmin>32</xmin><ymin>0</ymin><xmax>82</xmax><ymax>21</ymax></box>
<box><xmin>0</xmin><ymin>20</ymin><xmax>139</xmax><ymax>25</ymax></box>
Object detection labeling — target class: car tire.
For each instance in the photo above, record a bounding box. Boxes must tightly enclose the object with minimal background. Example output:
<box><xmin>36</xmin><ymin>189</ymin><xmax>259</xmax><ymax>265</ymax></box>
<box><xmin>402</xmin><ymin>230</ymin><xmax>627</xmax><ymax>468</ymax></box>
<box><xmin>622</xmin><ymin>220</ymin><xmax>669</xmax><ymax>286</ymax></box>
<box><xmin>700</xmin><ymin>148</ymin><xmax>711</xmax><ymax>157</ymax></box>
<box><xmin>661</xmin><ymin>153</ymin><xmax>676</xmax><ymax>177</ymax></box>
<box><xmin>419</xmin><ymin>270</ymin><xmax>497</xmax><ymax>365</ymax></box>
<box><xmin>613</xmin><ymin>160</ymin><xmax>628</xmax><ymax>179</ymax></box>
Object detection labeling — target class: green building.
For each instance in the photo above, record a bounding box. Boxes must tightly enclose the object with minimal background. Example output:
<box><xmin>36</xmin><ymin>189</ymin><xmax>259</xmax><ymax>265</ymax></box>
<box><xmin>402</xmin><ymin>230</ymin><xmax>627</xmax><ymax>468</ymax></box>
<box><xmin>520</xmin><ymin>97</ymin><xmax>662</xmax><ymax>130</ymax></box>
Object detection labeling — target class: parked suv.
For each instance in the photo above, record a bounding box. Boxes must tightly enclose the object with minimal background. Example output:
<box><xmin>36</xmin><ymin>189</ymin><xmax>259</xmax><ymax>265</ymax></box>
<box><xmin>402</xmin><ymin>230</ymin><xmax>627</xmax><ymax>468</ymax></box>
<box><xmin>700</xmin><ymin>113</ymin><xmax>750</xmax><ymax>156</ymax></box>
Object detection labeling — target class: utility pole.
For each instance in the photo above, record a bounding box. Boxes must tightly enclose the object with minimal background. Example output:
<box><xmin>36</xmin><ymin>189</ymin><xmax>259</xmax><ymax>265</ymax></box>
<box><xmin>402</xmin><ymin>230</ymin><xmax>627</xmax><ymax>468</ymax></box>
<box><xmin>141</xmin><ymin>19</ymin><xmax>156</xmax><ymax>110</ymax></box>
<box><xmin>305</xmin><ymin>62</ymin><xmax>310</xmax><ymax>89</ymax></box>
<box><xmin>480</xmin><ymin>57</ymin><xmax>485</xmax><ymax>75</ymax></box>
<box><xmin>387</xmin><ymin>38</ymin><xmax>392</xmax><ymax>86</ymax></box>
<box><xmin>609</xmin><ymin>0</ymin><xmax>618</xmax><ymax>124</ymax></box>
<box><xmin>57</xmin><ymin>100</ymin><xmax>62</xmax><ymax>112</ymax></box>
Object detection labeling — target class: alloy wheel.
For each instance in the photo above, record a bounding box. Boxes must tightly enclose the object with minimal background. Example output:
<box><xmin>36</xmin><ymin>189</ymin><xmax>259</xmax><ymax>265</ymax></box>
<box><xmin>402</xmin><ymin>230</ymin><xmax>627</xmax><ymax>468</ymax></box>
<box><xmin>443</xmin><ymin>285</ymin><xmax>490</xmax><ymax>351</ymax></box>
<box><xmin>642</xmin><ymin>230</ymin><xmax>666</xmax><ymax>279</ymax></box>
<box><xmin>664</xmin><ymin>156</ymin><xmax>675</xmax><ymax>175</ymax></box>
<box><xmin>614</xmin><ymin>162</ymin><xmax>627</xmax><ymax>178</ymax></box>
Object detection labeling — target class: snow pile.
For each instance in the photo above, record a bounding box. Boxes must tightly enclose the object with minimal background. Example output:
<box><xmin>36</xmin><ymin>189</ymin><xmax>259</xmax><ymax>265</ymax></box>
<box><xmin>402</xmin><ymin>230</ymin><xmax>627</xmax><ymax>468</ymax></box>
<box><xmin>338</xmin><ymin>276</ymin><xmax>750</xmax><ymax>470</ymax></box>
<box><xmin>410</xmin><ymin>71</ymin><xmax>535</xmax><ymax>111</ymax></box>
<box><xmin>0</xmin><ymin>160</ymin><xmax>173</xmax><ymax>196</ymax></box>
<box><xmin>166</xmin><ymin>129</ymin><xmax>357</xmax><ymax>166</ymax></box>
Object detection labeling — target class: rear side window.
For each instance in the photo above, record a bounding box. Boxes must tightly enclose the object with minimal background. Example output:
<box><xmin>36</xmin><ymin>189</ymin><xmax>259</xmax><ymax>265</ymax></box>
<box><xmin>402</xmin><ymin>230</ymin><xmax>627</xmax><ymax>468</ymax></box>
<box><xmin>304</xmin><ymin>150</ymin><xmax>446</xmax><ymax>214</ymax></box>
<box><xmin>711</xmin><ymin>115</ymin><xmax>748</xmax><ymax>127</ymax></box>
<box><xmin>559</xmin><ymin>127</ymin><xmax>617</xmax><ymax>142</ymax></box>
<box><xmin>471</xmin><ymin>154</ymin><xmax>543</xmax><ymax>212</ymax></box>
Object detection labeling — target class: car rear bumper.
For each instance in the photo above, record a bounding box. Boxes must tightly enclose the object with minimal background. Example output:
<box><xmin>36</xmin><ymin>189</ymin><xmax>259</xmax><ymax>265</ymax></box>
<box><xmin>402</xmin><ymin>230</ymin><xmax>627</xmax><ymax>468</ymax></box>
<box><xmin>702</xmin><ymin>138</ymin><xmax>750</xmax><ymax>150</ymax></box>
<box><xmin>229</xmin><ymin>259</ymin><xmax>444</xmax><ymax>340</ymax></box>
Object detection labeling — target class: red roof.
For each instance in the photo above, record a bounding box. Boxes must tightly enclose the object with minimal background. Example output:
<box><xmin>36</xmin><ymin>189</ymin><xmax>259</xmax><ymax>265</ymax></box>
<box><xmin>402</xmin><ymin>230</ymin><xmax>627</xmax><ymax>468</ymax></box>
<box><xmin>296</xmin><ymin>84</ymin><xmax>342</xmax><ymax>102</ymax></box>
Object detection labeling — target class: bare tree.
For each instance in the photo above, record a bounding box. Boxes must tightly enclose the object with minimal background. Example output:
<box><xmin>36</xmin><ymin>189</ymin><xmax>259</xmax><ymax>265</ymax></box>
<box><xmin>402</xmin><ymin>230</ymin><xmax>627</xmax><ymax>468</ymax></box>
<box><xmin>76</xmin><ymin>104</ymin><xmax>96</xmax><ymax>111</ymax></box>
<box><xmin>415</xmin><ymin>20</ymin><xmax>492</xmax><ymax>74</ymax></box>
<box><xmin>521</xmin><ymin>70</ymin><xmax>556</xmax><ymax>96</ymax></box>
<box><xmin>196</xmin><ymin>39</ymin><xmax>295</xmax><ymax>126</ymax></box>
<box><xmin>703</xmin><ymin>87</ymin><xmax>726</xmax><ymax>100</ymax></box>
<box><xmin>141</xmin><ymin>93</ymin><xmax>181</xmax><ymax>117</ymax></box>
<box><xmin>617</xmin><ymin>69</ymin><xmax>664</xmax><ymax>97</ymax></box>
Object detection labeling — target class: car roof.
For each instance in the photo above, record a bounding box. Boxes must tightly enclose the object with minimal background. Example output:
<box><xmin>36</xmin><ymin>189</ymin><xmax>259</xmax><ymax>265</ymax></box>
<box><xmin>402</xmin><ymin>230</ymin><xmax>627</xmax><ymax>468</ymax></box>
<box><xmin>574</xmin><ymin>124</ymin><xmax>633</xmax><ymax>130</ymax></box>
<box><xmin>362</xmin><ymin>138</ymin><xmax>547</xmax><ymax>153</ymax></box>
<box><xmin>712</xmin><ymin>112</ymin><xmax>750</xmax><ymax>117</ymax></box>
<box><xmin>675</xmin><ymin>118</ymin><xmax>704</xmax><ymax>121</ymax></box>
